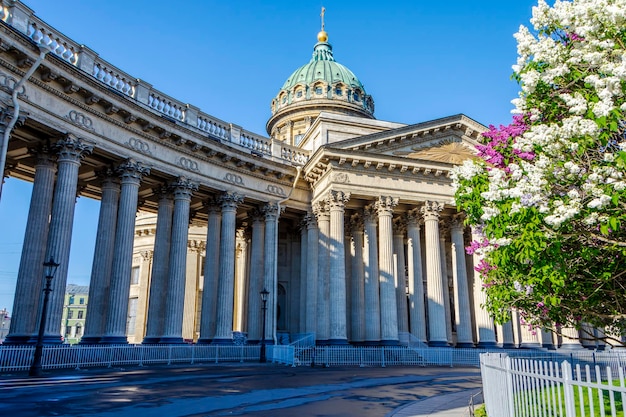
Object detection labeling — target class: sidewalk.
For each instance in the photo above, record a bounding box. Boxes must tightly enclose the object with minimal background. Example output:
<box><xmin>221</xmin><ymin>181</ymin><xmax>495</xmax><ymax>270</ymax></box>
<box><xmin>386</xmin><ymin>388</ymin><xmax>483</xmax><ymax>417</ymax></box>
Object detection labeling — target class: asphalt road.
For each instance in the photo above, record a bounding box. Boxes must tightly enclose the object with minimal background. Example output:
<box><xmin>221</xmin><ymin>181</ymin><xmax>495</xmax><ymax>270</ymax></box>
<box><xmin>0</xmin><ymin>364</ymin><xmax>482</xmax><ymax>417</ymax></box>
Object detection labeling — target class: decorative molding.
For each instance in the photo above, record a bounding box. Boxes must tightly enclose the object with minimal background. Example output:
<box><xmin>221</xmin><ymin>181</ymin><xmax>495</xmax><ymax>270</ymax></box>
<box><xmin>224</xmin><ymin>172</ymin><xmax>244</xmax><ymax>185</ymax></box>
<box><xmin>266</xmin><ymin>184</ymin><xmax>286</xmax><ymax>197</ymax></box>
<box><xmin>65</xmin><ymin>110</ymin><xmax>94</xmax><ymax>131</ymax></box>
<box><xmin>179</xmin><ymin>156</ymin><xmax>199</xmax><ymax>172</ymax></box>
<box><xmin>126</xmin><ymin>137</ymin><xmax>152</xmax><ymax>155</ymax></box>
<box><xmin>333</xmin><ymin>172</ymin><xmax>349</xmax><ymax>183</ymax></box>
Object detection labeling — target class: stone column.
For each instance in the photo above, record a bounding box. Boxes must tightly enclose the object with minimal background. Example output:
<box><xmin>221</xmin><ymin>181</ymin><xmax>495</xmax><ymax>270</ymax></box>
<box><xmin>299</xmin><ymin>218</ymin><xmax>308</xmax><ymax>332</ymax></box>
<box><xmin>439</xmin><ymin>223</ymin><xmax>453</xmax><ymax>344</ymax></box>
<box><xmin>541</xmin><ymin>328</ymin><xmax>555</xmax><ymax>349</ymax></box>
<box><xmin>263</xmin><ymin>202</ymin><xmax>282</xmax><ymax>343</ymax></box>
<box><xmin>43</xmin><ymin>136</ymin><xmax>93</xmax><ymax>342</ymax></box>
<box><xmin>450</xmin><ymin>215</ymin><xmax>474</xmax><ymax>348</ymax></box>
<box><xmin>313</xmin><ymin>201</ymin><xmax>330</xmax><ymax>343</ymax></box>
<box><xmin>213</xmin><ymin>192</ymin><xmax>243</xmax><ymax>343</ymax></box>
<box><xmin>246</xmin><ymin>209</ymin><xmax>265</xmax><ymax>342</ymax></box>
<box><xmin>421</xmin><ymin>201</ymin><xmax>448</xmax><ymax>347</ymax></box>
<box><xmin>81</xmin><ymin>172</ymin><xmax>120</xmax><ymax>344</ymax></box>
<box><xmin>406</xmin><ymin>209</ymin><xmax>427</xmax><ymax>343</ymax></box>
<box><xmin>500</xmin><ymin>320</ymin><xmax>516</xmax><ymax>349</ymax></box>
<box><xmin>182</xmin><ymin>241</ymin><xmax>202</xmax><ymax>341</ymax></box>
<box><xmin>349</xmin><ymin>214</ymin><xmax>365</xmax><ymax>343</ymax></box>
<box><xmin>304</xmin><ymin>212</ymin><xmax>318</xmax><ymax>335</ymax></box>
<box><xmin>142</xmin><ymin>189</ymin><xmax>174</xmax><ymax>343</ymax></box>
<box><xmin>471</xmin><ymin>227</ymin><xmax>497</xmax><ymax>347</ymax></box>
<box><xmin>233</xmin><ymin>226</ymin><xmax>248</xmax><ymax>332</ymax></box>
<box><xmin>101</xmin><ymin>159</ymin><xmax>149</xmax><ymax>344</ymax></box>
<box><xmin>393</xmin><ymin>217</ymin><xmax>409</xmax><ymax>334</ymax></box>
<box><xmin>5</xmin><ymin>148</ymin><xmax>56</xmax><ymax>344</ymax></box>
<box><xmin>327</xmin><ymin>190</ymin><xmax>350</xmax><ymax>344</ymax></box>
<box><xmin>197</xmin><ymin>199</ymin><xmax>221</xmax><ymax>343</ymax></box>
<box><xmin>363</xmin><ymin>205</ymin><xmax>381</xmax><ymax>344</ymax></box>
<box><xmin>376</xmin><ymin>196</ymin><xmax>399</xmax><ymax>345</ymax></box>
<box><xmin>161</xmin><ymin>177</ymin><xmax>197</xmax><ymax>344</ymax></box>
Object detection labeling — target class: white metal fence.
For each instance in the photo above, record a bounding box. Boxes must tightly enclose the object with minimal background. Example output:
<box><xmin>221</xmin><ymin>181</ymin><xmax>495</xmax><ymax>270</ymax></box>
<box><xmin>481</xmin><ymin>352</ymin><xmax>626</xmax><ymax>417</ymax></box>
<box><xmin>0</xmin><ymin>344</ymin><xmax>260</xmax><ymax>372</ymax></box>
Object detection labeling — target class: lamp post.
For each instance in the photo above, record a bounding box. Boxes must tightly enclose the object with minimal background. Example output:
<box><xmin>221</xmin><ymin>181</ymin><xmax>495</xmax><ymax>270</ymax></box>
<box><xmin>259</xmin><ymin>288</ymin><xmax>269</xmax><ymax>363</ymax></box>
<box><xmin>29</xmin><ymin>256</ymin><xmax>60</xmax><ymax>377</ymax></box>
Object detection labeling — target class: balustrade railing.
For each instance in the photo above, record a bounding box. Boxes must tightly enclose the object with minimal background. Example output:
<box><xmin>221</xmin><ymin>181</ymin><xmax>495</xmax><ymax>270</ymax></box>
<box><xmin>0</xmin><ymin>344</ymin><xmax>261</xmax><ymax>372</ymax></box>
<box><xmin>0</xmin><ymin>1</ymin><xmax>311</xmax><ymax>165</ymax></box>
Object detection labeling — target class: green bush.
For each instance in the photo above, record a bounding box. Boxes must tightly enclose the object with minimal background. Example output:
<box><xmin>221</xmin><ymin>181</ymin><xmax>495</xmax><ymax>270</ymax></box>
<box><xmin>473</xmin><ymin>404</ymin><xmax>487</xmax><ymax>417</ymax></box>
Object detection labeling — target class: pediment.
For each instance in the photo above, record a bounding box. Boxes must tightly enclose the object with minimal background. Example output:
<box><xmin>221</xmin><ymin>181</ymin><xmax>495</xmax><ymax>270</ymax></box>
<box><xmin>393</xmin><ymin>138</ymin><xmax>478</xmax><ymax>164</ymax></box>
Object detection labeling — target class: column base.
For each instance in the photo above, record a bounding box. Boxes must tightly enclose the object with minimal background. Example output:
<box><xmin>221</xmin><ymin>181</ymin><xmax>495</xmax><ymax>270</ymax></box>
<box><xmin>542</xmin><ymin>343</ymin><xmax>556</xmax><ymax>350</ymax></box>
<box><xmin>316</xmin><ymin>339</ymin><xmax>329</xmax><ymax>345</ymax></box>
<box><xmin>159</xmin><ymin>337</ymin><xmax>185</xmax><ymax>344</ymax></box>
<box><xmin>29</xmin><ymin>334</ymin><xmax>64</xmax><ymax>345</ymax></box>
<box><xmin>141</xmin><ymin>337</ymin><xmax>161</xmax><ymax>344</ymax></box>
<box><xmin>327</xmin><ymin>338</ymin><xmax>349</xmax><ymax>345</ymax></box>
<box><xmin>380</xmin><ymin>339</ymin><xmax>399</xmax><ymax>346</ymax></box>
<box><xmin>211</xmin><ymin>338</ymin><xmax>234</xmax><ymax>345</ymax></box>
<box><xmin>350</xmin><ymin>341</ymin><xmax>366</xmax><ymax>346</ymax></box>
<box><xmin>477</xmin><ymin>341</ymin><xmax>498</xmax><ymax>349</ymax></box>
<box><xmin>195</xmin><ymin>338</ymin><xmax>213</xmax><ymax>344</ymax></box>
<box><xmin>2</xmin><ymin>334</ymin><xmax>35</xmax><ymax>345</ymax></box>
<box><xmin>519</xmin><ymin>342</ymin><xmax>541</xmax><ymax>349</ymax></box>
<box><xmin>428</xmin><ymin>341</ymin><xmax>450</xmax><ymax>347</ymax></box>
<box><xmin>501</xmin><ymin>343</ymin><xmax>517</xmax><ymax>349</ymax></box>
<box><xmin>558</xmin><ymin>343</ymin><xmax>584</xmax><ymax>350</ymax></box>
<box><xmin>362</xmin><ymin>340</ymin><xmax>380</xmax><ymax>346</ymax></box>
<box><xmin>79</xmin><ymin>337</ymin><xmax>101</xmax><ymax>345</ymax></box>
<box><xmin>99</xmin><ymin>336</ymin><xmax>129</xmax><ymax>345</ymax></box>
<box><xmin>455</xmin><ymin>342</ymin><xmax>475</xmax><ymax>348</ymax></box>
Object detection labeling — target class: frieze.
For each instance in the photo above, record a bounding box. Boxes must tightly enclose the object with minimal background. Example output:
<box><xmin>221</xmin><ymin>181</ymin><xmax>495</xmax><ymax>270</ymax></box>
<box><xmin>333</xmin><ymin>173</ymin><xmax>349</xmax><ymax>184</ymax></box>
<box><xmin>266</xmin><ymin>184</ymin><xmax>286</xmax><ymax>197</ymax></box>
<box><xmin>126</xmin><ymin>137</ymin><xmax>152</xmax><ymax>155</ymax></box>
<box><xmin>179</xmin><ymin>157</ymin><xmax>199</xmax><ymax>172</ymax></box>
<box><xmin>0</xmin><ymin>71</ymin><xmax>22</xmax><ymax>95</ymax></box>
<box><xmin>65</xmin><ymin>110</ymin><xmax>94</xmax><ymax>131</ymax></box>
<box><xmin>224</xmin><ymin>172</ymin><xmax>244</xmax><ymax>186</ymax></box>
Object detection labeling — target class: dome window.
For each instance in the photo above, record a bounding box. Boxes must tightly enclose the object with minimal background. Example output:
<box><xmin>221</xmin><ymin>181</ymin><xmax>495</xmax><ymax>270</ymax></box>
<box><xmin>296</xmin><ymin>90</ymin><xmax>303</xmax><ymax>98</ymax></box>
<box><xmin>315</xmin><ymin>87</ymin><xmax>323</xmax><ymax>95</ymax></box>
<box><xmin>282</xmin><ymin>96</ymin><xmax>287</xmax><ymax>104</ymax></box>
<box><xmin>353</xmin><ymin>92</ymin><xmax>361</xmax><ymax>102</ymax></box>
<box><xmin>335</xmin><ymin>87</ymin><xmax>342</xmax><ymax>96</ymax></box>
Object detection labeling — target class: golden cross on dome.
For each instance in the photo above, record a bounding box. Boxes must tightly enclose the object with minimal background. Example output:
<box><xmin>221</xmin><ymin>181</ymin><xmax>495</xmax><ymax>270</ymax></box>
<box><xmin>321</xmin><ymin>7</ymin><xmax>326</xmax><ymax>31</ymax></box>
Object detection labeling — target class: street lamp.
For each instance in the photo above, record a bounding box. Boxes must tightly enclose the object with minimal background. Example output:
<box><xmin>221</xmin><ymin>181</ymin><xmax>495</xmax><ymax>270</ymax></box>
<box><xmin>29</xmin><ymin>256</ymin><xmax>60</xmax><ymax>377</ymax></box>
<box><xmin>259</xmin><ymin>288</ymin><xmax>269</xmax><ymax>363</ymax></box>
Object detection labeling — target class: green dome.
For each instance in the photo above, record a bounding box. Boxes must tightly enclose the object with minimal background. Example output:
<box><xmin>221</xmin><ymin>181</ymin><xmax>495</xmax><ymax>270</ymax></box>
<box><xmin>281</xmin><ymin>42</ymin><xmax>365</xmax><ymax>91</ymax></box>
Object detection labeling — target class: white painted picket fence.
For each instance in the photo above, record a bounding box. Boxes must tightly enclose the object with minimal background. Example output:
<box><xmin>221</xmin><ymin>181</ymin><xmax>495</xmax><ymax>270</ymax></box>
<box><xmin>0</xmin><ymin>344</ymin><xmax>260</xmax><ymax>372</ymax></box>
<box><xmin>481</xmin><ymin>352</ymin><xmax>626</xmax><ymax>417</ymax></box>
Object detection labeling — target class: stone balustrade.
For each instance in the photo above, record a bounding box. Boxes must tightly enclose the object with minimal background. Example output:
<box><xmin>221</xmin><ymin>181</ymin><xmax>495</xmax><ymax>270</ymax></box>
<box><xmin>2</xmin><ymin>0</ymin><xmax>309</xmax><ymax>165</ymax></box>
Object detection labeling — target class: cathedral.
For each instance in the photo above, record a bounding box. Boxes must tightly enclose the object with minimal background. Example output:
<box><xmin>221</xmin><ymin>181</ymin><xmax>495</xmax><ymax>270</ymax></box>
<box><xmin>3</xmin><ymin>2</ymin><xmax>578</xmax><ymax>350</ymax></box>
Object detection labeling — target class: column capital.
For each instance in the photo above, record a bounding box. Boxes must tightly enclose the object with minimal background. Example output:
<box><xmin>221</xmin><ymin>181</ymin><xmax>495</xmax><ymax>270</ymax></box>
<box><xmin>28</xmin><ymin>143</ymin><xmax>56</xmax><ymax>166</ymax></box>
<box><xmin>262</xmin><ymin>201</ymin><xmax>283</xmax><ymax>220</ymax></box>
<box><xmin>363</xmin><ymin>204</ymin><xmax>377</xmax><ymax>224</ymax></box>
<box><xmin>312</xmin><ymin>201</ymin><xmax>329</xmax><ymax>221</ymax></box>
<box><xmin>219</xmin><ymin>191</ymin><xmax>244</xmax><ymax>210</ymax></box>
<box><xmin>140</xmin><ymin>250</ymin><xmax>154</xmax><ymax>262</ymax></box>
<box><xmin>325</xmin><ymin>190</ymin><xmax>351</xmax><ymax>209</ymax></box>
<box><xmin>249</xmin><ymin>208</ymin><xmax>265</xmax><ymax>223</ymax></box>
<box><xmin>303</xmin><ymin>211</ymin><xmax>318</xmax><ymax>229</ymax></box>
<box><xmin>393</xmin><ymin>216</ymin><xmax>407</xmax><ymax>235</ymax></box>
<box><xmin>405</xmin><ymin>208</ymin><xmax>423</xmax><ymax>229</ymax></box>
<box><xmin>450</xmin><ymin>213</ymin><xmax>466</xmax><ymax>231</ymax></box>
<box><xmin>170</xmin><ymin>176</ymin><xmax>198</xmax><ymax>200</ymax></box>
<box><xmin>375</xmin><ymin>196</ymin><xmax>398</xmax><ymax>216</ymax></box>
<box><xmin>439</xmin><ymin>220</ymin><xmax>450</xmax><ymax>237</ymax></box>
<box><xmin>421</xmin><ymin>200</ymin><xmax>444</xmax><ymax>221</ymax></box>
<box><xmin>349</xmin><ymin>212</ymin><xmax>363</xmax><ymax>233</ymax></box>
<box><xmin>53</xmin><ymin>134</ymin><xmax>93</xmax><ymax>163</ymax></box>
<box><xmin>203</xmin><ymin>196</ymin><xmax>221</xmax><ymax>214</ymax></box>
<box><xmin>116</xmin><ymin>158</ymin><xmax>150</xmax><ymax>184</ymax></box>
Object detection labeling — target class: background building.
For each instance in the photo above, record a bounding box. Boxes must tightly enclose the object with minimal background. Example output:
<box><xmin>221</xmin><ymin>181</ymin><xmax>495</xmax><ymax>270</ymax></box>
<box><xmin>61</xmin><ymin>285</ymin><xmax>89</xmax><ymax>344</ymax></box>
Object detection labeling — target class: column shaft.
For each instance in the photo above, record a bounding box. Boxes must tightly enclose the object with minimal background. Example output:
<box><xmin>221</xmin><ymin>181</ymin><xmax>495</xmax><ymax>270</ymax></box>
<box><xmin>161</xmin><ymin>178</ymin><xmax>196</xmax><ymax>343</ymax></box>
<box><xmin>450</xmin><ymin>217</ymin><xmax>474</xmax><ymax>347</ymax></box>
<box><xmin>213</xmin><ymin>192</ymin><xmax>243</xmax><ymax>343</ymax></box>
<box><xmin>197</xmin><ymin>200</ymin><xmax>221</xmax><ymax>343</ymax></box>
<box><xmin>363</xmin><ymin>206</ymin><xmax>381</xmax><ymax>343</ymax></box>
<box><xmin>246</xmin><ymin>210</ymin><xmax>265</xmax><ymax>342</ymax></box>
<box><xmin>406</xmin><ymin>210</ymin><xmax>427</xmax><ymax>343</ymax></box>
<box><xmin>314</xmin><ymin>202</ymin><xmax>330</xmax><ymax>343</ymax></box>
<box><xmin>101</xmin><ymin>159</ymin><xmax>149</xmax><ymax>344</ymax></box>
<box><xmin>81</xmin><ymin>174</ymin><xmax>120</xmax><ymax>344</ymax></box>
<box><xmin>328</xmin><ymin>191</ymin><xmax>349</xmax><ymax>344</ymax></box>
<box><xmin>43</xmin><ymin>137</ymin><xmax>93</xmax><ymax>342</ymax></box>
<box><xmin>376</xmin><ymin>196</ymin><xmax>399</xmax><ymax>344</ymax></box>
<box><xmin>393</xmin><ymin>219</ymin><xmax>409</xmax><ymax>334</ymax></box>
<box><xmin>5</xmin><ymin>150</ymin><xmax>56</xmax><ymax>344</ymax></box>
<box><xmin>143</xmin><ymin>191</ymin><xmax>174</xmax><ymax>343</ymax></box>
<box><xmin>349</xmin><ymin>214</ymin><xmax>365</xmax><ymax>343</ymax></box>
<box><xmin>304</xmin><ymin>213</ymin><xmax>318</xmax><ymax>335</ymax></box>
<box><xmin>263</xmin><ymin>202</ymin><xmax>281</xmax><ymax>343</ymax></box>
<box><xmin>471</xmin><ymin>227</ymin><xmax>497</xmax><ymax>347</ymax></box>
<box><xmin>422</xmin><ymin>201</ymin><xmax>448</xmax><ymax>346</ymax></box>
<box><xmin>233</xmin><ymin>227</ymin><xmax>248</xmax><ymax>332</ymax></box>
<box><xmin>299</xmin><ymin>219</ymin><xmax>308</xmax><ymax>333</ymax></box>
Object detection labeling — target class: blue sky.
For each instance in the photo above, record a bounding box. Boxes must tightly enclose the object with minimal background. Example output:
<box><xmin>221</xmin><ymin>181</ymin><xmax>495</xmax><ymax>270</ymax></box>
<box><xmin>0</xmin><ymin>0</ymin><xmax>540</xmax><ymax>312</ymax></box>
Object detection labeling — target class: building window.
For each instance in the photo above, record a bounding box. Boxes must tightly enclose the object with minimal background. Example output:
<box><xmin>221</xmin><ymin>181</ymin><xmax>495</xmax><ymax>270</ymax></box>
<box><xmin>68</xmin><ymin>296</ymin><xmax>74</xmax><ymax>305</ymax></box>
<box><xmin>296</xmin><ymin>90</ymin><xmax>303</xmax><ymax>98</ymax></box>
<box><xmin>294</xmin><ymin>134</ymin><xmax>304</xmax><ymax>145</ymax></box>
<box><xmin>127</xmin><ymin>298</ymin><xmax>138</xmax><ymax>336</ymax></box>
<box><xmin>78</xmin><ymin>311</ymin><xmax>84</xmax><ymax>319</ymax></box>
<box><xmin>281</xmin><ymin>96</ymin><xmax>287</xmax><ymax>104</ymax></box>
<box><xmin>76</xmin><ymin>325</ymin><xmax>83</xmax><ymax>338</ymax></box>
<box><xmin>67</xmin><ymin>310</ymin><xmax>73</xmax><ymax>319</ymax></box>
<box><xmin>335</xmin><ymin>87</ymin><xmax>342</xmax><ymax>96</ymax></box>
<box><xmin>353</xmin><ymin>92</ymin><xmax>361</xmax><ymax>102</ymax></box>
<box><xmin>79</xmin><ymin>298</ymin><xmax>85</xmax><ymax>305</ymax></box>
<box><xmin>315</xmin><ymin>87</ymin><xmax>323</xmax><ymax>95</ymax></box>
<box><xmin>131</xmin><ymin>266</ymin><xmax>140</xmax><ymax>285</ymax></box>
